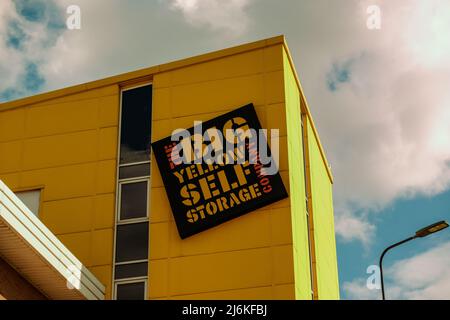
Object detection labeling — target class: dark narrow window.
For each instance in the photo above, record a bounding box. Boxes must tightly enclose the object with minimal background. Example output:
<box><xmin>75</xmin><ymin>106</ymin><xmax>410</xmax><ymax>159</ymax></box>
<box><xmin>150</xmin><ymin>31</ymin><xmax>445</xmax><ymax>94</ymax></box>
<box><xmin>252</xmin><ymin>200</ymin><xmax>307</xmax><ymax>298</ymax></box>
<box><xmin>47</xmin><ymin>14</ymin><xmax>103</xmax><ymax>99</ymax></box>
<box><xmin>116</xmin><ymin>282</ymin><xmax>146</xmax><ymax>300</ymax></box>
<box><xmin>119</xmin><ymin>163</ymin><xmax>151</xmax><ymax>180</ymax></box>
<box><xmin>114</xmin><ymin>84</ymin><xmax>152</xmax><ymax>300</ymax></box>
<box><xmin>115</xmin><ymin>263</ymin><xmax>148</xmax><ymax>280</ymax></box>
<box><xmin>115</xmin><ymin>222</ymin><xmax>149</xmax><ymax>263</ymax></box>
<box><xmin>120</xmin><ymin>85</ymin><xmax>152</xmax><ymax>164</ymax></box>
<box><xmin>119</xmin><ymin>181</ymin><xmax>148</xmax><ymax>221</ymax></box>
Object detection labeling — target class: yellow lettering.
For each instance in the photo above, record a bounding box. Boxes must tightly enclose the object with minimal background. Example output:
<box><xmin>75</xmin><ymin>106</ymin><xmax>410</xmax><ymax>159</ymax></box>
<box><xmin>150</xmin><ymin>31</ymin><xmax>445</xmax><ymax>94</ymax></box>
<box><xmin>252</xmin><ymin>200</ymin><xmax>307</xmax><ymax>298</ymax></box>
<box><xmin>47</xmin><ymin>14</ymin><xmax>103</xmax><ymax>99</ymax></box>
<box><xmin>173</xmin><ymin>169</ymin><xmax>185</xmax><ymax>184</ymax></box>
<box><xmin>186</xmin><ymin>209</ymin><xmax>198</xmax><ymax>223</ymax></box>
<box><xmin>180</xmin><ymin>183</ymin><xmax>201</xmax><ymax>206</ymax></box>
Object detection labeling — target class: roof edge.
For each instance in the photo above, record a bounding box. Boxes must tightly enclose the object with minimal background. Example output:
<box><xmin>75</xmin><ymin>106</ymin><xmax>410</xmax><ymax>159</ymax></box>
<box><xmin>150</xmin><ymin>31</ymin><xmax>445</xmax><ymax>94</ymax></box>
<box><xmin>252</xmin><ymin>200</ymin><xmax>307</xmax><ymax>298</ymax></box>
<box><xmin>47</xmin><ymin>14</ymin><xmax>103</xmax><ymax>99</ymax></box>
<box><xmin>0</xmin><ymin>35</ymin><xmax>286</xmax><ymax>112</ymax></box>
<box><xmin>0</xmin><ymin>180</ymin><xmax>105</xmax><ymax>300</ymax></box>
<box><xmin>281</xmin><ymin>41</ymin><xmax>334</xmax><ymax>183</ymax></box>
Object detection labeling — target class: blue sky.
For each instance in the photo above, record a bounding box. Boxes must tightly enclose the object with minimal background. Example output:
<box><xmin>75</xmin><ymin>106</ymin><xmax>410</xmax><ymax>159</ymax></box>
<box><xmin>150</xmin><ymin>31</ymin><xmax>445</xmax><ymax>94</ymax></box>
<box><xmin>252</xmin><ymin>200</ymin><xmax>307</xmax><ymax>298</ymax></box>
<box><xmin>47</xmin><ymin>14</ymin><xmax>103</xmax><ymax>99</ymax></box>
<box><xmin>339</xmin><ymin>189</ymin><xmax>450</xmax><ymax>299</ymax></box>
<box><xmin>1</xmin><ymin>0</ymin><xmax>450</xmax><ymax>299</ymax></box>
<box><xmin>0</xmin><ymin>0</ymin><xmax>65</xmax><ymax>101</ymax></box>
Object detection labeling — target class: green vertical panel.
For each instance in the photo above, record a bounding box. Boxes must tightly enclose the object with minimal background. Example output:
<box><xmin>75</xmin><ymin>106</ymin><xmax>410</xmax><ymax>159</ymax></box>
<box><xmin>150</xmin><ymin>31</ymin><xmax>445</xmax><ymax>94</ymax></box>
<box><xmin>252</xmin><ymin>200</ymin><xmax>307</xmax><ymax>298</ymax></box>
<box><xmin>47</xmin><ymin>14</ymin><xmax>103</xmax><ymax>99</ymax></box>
<box><xmin>307</xmin><ymin>123</ymin><xmax>340</xmax><ymax>300</ymax></box>
<box><xmin>283</xmin><ymin>50</ymin><xmax>312</xmax><ymax>300</ymax></box>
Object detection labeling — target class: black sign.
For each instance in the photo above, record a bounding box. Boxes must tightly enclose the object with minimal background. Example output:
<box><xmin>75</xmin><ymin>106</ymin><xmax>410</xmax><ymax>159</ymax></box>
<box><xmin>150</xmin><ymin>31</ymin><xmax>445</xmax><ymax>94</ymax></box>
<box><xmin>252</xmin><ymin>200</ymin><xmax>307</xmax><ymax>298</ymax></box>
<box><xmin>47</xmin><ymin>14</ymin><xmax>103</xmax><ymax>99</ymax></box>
<box><xmin>152</xmin><ymin>104</ymin><xmax>288</xmax><ymax>239</ymax></box>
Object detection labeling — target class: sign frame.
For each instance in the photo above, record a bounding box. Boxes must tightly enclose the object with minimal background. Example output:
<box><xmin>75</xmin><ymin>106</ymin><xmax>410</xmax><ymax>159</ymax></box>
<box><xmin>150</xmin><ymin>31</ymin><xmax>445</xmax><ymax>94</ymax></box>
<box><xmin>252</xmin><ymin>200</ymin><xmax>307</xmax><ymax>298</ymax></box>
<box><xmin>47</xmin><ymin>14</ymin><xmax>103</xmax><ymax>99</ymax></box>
<box><xmin>152</xmin><ymin>103</ymin><xmax>288</xmax><ymax>239</ymax></box>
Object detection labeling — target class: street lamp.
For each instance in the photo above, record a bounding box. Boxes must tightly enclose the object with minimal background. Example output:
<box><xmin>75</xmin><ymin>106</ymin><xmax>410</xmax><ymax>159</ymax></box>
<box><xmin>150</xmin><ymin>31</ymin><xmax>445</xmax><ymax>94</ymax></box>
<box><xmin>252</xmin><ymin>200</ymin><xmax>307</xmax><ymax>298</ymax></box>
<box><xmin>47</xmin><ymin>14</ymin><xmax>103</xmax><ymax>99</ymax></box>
<box><xmin>379</xmin><ymin>220</ymin><xmax>449</xmax><ymax>300</ymax></box>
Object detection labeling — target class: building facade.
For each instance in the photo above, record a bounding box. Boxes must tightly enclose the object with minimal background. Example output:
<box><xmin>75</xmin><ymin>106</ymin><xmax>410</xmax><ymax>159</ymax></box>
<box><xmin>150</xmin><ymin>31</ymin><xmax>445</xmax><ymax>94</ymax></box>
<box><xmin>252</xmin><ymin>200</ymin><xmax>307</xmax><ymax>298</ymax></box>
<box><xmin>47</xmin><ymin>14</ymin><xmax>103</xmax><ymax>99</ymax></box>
<box><xmin>0</xmin><ymin>36</ymin><xmax>339</xmax><ymax>300</ymax></box>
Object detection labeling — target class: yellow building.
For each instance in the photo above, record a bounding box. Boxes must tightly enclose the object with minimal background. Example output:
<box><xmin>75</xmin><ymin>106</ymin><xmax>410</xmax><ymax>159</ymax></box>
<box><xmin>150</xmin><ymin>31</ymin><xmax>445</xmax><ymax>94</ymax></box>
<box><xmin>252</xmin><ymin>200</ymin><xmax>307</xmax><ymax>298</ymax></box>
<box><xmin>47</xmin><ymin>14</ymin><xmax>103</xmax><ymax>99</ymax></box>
<box><xmin>0</xmin><ymin>36</ymin><xmax>339</xmax><ymax>300</ymax></box>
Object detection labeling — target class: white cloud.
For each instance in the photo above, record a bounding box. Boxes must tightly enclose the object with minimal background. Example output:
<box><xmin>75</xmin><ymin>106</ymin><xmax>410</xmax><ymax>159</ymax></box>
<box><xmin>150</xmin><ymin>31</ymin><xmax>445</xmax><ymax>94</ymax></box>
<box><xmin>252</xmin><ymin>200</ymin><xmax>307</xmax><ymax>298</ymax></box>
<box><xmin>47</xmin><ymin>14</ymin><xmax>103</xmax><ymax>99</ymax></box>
<box><xmin>388</xmin><ymin>241</ymin><xmax>450</xmax><ymax>299</ymax></box>
<box><xmin>334</xmin><ymin>212</ymin><xmax>376</xmax><ymax>247</ymax></box>
<box><xmin>342</xmin><ymin>278</ymin><xmax>380</xmax><ymax>300</ymax></box>
<box><xmin>0</xmin><ymin>1</ymin><xmax>23</xmax><ymax>92</ymax></box>
<box><xmin>169</xmin><ymin>0</ymin><xmax>254</xmax><ymax>35</ymax></box>
<box><xmin>344</xmin><ymin>241</ymin><xmax>450</xmax><ymax>299</ymax></box>
<box><xmin>0</xmin><ymin>0</ymin><xmax>67</xmax><ymax>101</ymax></box>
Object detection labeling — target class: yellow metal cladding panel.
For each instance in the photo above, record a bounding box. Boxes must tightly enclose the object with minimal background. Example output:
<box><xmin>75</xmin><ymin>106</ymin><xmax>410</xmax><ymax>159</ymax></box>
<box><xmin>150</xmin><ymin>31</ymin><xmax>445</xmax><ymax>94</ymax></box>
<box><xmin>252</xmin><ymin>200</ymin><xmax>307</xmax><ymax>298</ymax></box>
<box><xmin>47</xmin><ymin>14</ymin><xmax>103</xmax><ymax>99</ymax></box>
<box><xmin>17</xmin><ymin>160</ymin><xmax>116</xmax><ymax>201</ymax></box>
<box><xmin>152</xmin><ymin>108</ymin><xmax>268</xmax><ymax>143</ymax></box>
<box><xmin>0</xmin><ymin>108</ymin><xmax>25</xmax><ymax>142</ymax></box>
<box><xmin>270</xmin><ymin>207</ymin><xmax>294</xmax><ymax>246</ymax></box>
<box><xmin>266</xmin><ymin>103</ymin><xmax>287</xmax><ymax>137</ymax></box>
<box><xmin>90</xmin><ymin>265</ymin><xmax>112</xmax><ymax>300</ymax></box>
<box><xmin>171</xmin><ymin>111</ymin><xmax>227</xmax><ymax>132</ymax></box>
<box><xmin>95</xmin><ymin>160</ymin><xmax>116</xmax><ymax>194</ymax></box>
<box><xmin>42</xmin><ymin>197</ymin><xmax>93</xmax><ymax>234</ymax></box>
<box><xmin>283</xmin><ymin>49</ymin><xmax>313</xmax><ymax>300</ymax></box>
<box><xmin>150</xmin><ymin>45</ymin><xmax>285</xmax><ymax>121</ymax></box>
<box><xmin>278</xmin><ymin>136</ymin><xmax>289</xmax><ymax>172</ymax></box>
<box><xmin>55</xmin><ymin>229</ymin><xmax>114</xmax><ymax>268</ymax></box>
<box><xmin>171</xmin><ymin>287</ymin><xmax>273</xmax><ymax>300</ymax></box>
<box><xmin>0</xmin><ymin>140</ymin><xmax>22</xmax><ymax>173</ymax></box>
<box><xmin>152</xmin><ymin>88</ymin><xmax>171</xmax><ymax>121</ymax></box>
<box><xmin>31</xmin><ymin>85</ymin><xmax>118</xmax><ymax>107</ymax></box>
<box><xmin>153</xmin><ymin>72</ymin><xmax>170</xmax><ymax>89</ymax></box>
<box><xmin>167</xmin><ymin>247</ymin><xmax>273</xmax><ymax>296</ymax></box>
<box><xmin>57</xmin><ymin>232</ymin><xmax>92</xmax><ymax>267</ymax></box>
<box><xmin>20</xmin><ymin>163</ymin><xmax>96</xmax><ymax>200</ymax></box>
<box><xmin>99</xmin><ymin>127</ymin><xmax>118</xmax><ymax>160</ymax></box>
<box><xmin>272</xmin><ymin>245</ymin><xmax>295</xmax><ymax>285</ymax></box>
<box><xmin>92</xmin><ymin>229</ymin><xmax>114</xmax><ymax>266</ymax></box>
<box><xmin>254</xmin><ymin>105</ymin><xmax>267</xmax><ymax>123</ymax></box>
<box><xmin>148</xmin><ymin>259</ymin><xmax>169</xmax><ymax>299</ymax></box>
<box><xmin>152</xmin><ymin>43</ymin><xmax>283</xmax><ymax>90</ymax></box>
<box><xmin>264</xmin><ymin>71</ymin><xmax>285</xmax><ymax>105</ymax></box>
<box><xmin>152</xmin><ymin>119</ymin><xmax>174</xmax><ymax>142</ymax></box>
<box><xmin>263</xmin><ymin>45</ymin><xmax>284</xmax><ymax>73</ymax></box>
<box><xmin>170</xmin><ymin>74</ymin><xmax>265</xmax><ymax>118</ymax></box>
<box><xmin>149</xmin><ymin>187</ymin><xmax>171</xmax><ymax>223</ymax></box>
<box><xmin>307</xmin><ymin>122</ymin><xmax>340</xmax><ymax>300</ymax></box>
<box><xmin>25</xmin><ymin>99</ymin><xmax>100</xmax><ymax>137</ymax></box>
<box><xmin>150</xmin><ymin>156</ymin><xmax>164</xmax><ymax>188</ymax></box>
<box><xmin>93</xmin><ymin>194</ymin><xmax>115</xmax><ymax>230</ymax></box>
<box><xmin>273</xmin><ymin>284</ymin><xmax>296</xmax><ymax>300</ymax></box>
<box><xmin>165</xmin><ymin>209</ymin><xmax>272</xmax><ymax>258</ymax></box>
<box><xmin>0</xmin><ymin>173</ymin><xmax>19</xmax><ymax>190</ymax></box>
<box><xmin>99</xmin><ymin>95</ymin><xmax>120</xmax><ymax>127</ymax></box>
<box><xmin>150</xmin><ymin>222</ymin><xmax>170</xmax><ymax>260</ymax></box>
<box><xmin>168</xmin><ymin>49</ymin><xmax>264</xmax><ymax>87</ymax></box>
<box><xmin>22</xmin><ymin>130</ymin><xmax>99</xmax><ymax>170</ymax></box>
<box><xmin>168</xmin><ymin>284</ymin><xmax>293</xmax><ymax>300</ymax></box>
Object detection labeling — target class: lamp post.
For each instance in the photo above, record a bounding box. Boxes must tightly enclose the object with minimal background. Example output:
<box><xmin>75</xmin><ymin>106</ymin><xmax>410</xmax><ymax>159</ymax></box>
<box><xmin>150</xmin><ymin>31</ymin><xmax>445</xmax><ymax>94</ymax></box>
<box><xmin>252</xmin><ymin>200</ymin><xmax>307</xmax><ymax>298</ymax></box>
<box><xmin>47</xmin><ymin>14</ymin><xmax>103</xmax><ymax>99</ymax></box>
<box><xmin>379</xmin><ymin>220</ymin><xmax>449</xmax><ymax>300</ymax></box>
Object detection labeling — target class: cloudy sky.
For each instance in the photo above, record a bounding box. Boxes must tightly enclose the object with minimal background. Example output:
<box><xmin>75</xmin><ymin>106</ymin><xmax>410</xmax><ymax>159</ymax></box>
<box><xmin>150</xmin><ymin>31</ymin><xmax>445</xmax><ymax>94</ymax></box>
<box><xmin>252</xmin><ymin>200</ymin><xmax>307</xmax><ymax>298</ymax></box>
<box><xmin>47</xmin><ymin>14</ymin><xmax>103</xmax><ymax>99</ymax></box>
<box><xmin>1</xmin><ymin>0</ymin><xmax>450</xmax><ymax>299</ymax></box>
